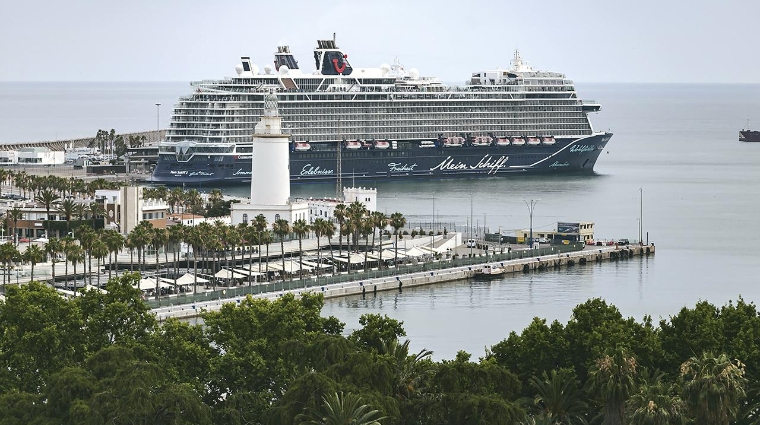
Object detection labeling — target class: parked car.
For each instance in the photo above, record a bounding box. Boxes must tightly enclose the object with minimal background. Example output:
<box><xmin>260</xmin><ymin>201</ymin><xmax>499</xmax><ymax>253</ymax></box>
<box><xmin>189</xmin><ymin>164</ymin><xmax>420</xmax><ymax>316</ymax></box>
<box><xmin>538</xmin><ymin>237</ymin><xmax>548</xmax><ymax>243</ymax></box>
<box><xmin>466</xmin><ymin>239</ymin><xmax>476</xmax><ymax>248</ymax></box>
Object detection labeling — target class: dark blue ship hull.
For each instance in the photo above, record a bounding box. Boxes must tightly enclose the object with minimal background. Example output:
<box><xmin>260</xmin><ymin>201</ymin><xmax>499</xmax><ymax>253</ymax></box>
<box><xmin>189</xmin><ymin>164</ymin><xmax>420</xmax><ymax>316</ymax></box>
<box><xmin>151</xmin><ymin>133</ymin><xmax>612</xmax><ymax>186</ymax></box>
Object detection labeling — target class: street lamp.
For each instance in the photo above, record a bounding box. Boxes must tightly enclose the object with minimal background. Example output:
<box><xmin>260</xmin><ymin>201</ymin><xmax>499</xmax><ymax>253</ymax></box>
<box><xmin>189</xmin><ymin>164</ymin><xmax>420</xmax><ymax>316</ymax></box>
<box><xmin>524</xmin><ymin>199</ymin><xmax>540</xmax><ymax>251</ymax></box>
<box><xmin>155</xmin><ymin>103</ymin><xmax>161</xmax><ymax>132</ymax></box>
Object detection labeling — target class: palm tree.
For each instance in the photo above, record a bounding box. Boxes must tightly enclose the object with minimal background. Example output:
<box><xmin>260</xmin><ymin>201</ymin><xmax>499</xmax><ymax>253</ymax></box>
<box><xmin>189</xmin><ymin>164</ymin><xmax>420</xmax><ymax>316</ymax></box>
<box><xmin>382</xmin><ymin>338</ymin><xmax>434</xmax><ymax>402</ymax></box>
<box><xmin>253</xmin><ymin>214</ymin><xmax>268</xmax><ymax>279</ymax></box>
<box><xmin>370</xmin><ymin>211</ymin><xmax>388</xmax><ymax>269</ymax></box>
<box><xmin>588</xmin><ymin>347</ymin><xmax>639</xmax><ymax>425</ymax></box>
<box><xmin>346</xmin><ymin>201</ymin><xmax>367</xmax><ymax>254</ymax></box>
<box><xmin>22</xmin><ymin>245</ymin><xmax>45</xmax><ymax>283</ymax></box>
<box><xmin>626</xmin><ymin>375</ymin><xmax>685</xmax><ymax>425</ymax></box>
<box><xmin>151</xmin><ymin>227</ymin><xmax>169</xmax><ymax>298</ymax></box>
<box><xmin>679</xmin><ymin>352</ymin><xmax>747</xmax><ymax>425</ymax></box>
<box><xmin>0</xmin><ymin>242</ymin><xmax>19</xmax><ymax>291</ymax></box>
<box><xmin>292</xmin><ymin>219</ymin><xmax>310</xmax><ymax>282</ymax></box>
<box><xmin>87</xmin><ymin>201</ymin><xmax>105</xmax><ymax>228</ymax></box>
<box><xmin>168</xmin><ymin>224</ymin><xmax>185</xmax><ymax>284</ymax></box>
<box><xmin>185</xmin><ymin>226</ymin><xmax>202</xmax><ymax>293</ymax></box>
<box><xmin>312</xmin><ymin>218</ymin><xmax>329</xmax><ymax>277</ymax></box>
<box><xmin>44</xmin><ymin>238</ymin><xmax>64</xmax><ymax>285</ymax></box>
<box><xmin>74</xmin><ymin>225</ymin><xmax>97</xmax><ymax>285</ymax></box>
<box><xmin>261</xmin><ymin>230</ymin><xmax>274</xmax><ymax>283</ymax></box>
<box><xmin>103</xmin><ymin>230</ymin><xmax>124</xmax><ymax>279</ymax></box>
<box><xmin>35</xmin><ymin>188</ymin><xmax>60</xmax><ymax>238</ymax></box>
<box><xmin>527</xmin><ymin>369</ymin><xmax>588</xmax><ymax>425</ymax></box>
<box><xmin>272</xmin><ymin>218</ymin><xmax>291</xmax><ymax>285</ymax></box>
<box><xmin>333</xmin><ymin>203</ymin><xmax>347</xmax><ymax>256</ymax></box>
<box><xmin>298</xmin><ymin>391</ymin><xmax>386</xmax><ymax>425</ymax></box>
<box><xmin>389</xmin><ymin>212</ymin><xmax>406</xmax><ymax>270</ymax></box>
<box><xmin>61</xmin><ymin>236</ymin><xmax>74</xmax><ymax>284</ymax></box>
<box><xmin>57</xmin><ymin>199</ymin><xmax>77</xmax><ymax>235</ymax></box>
<box><xmin>91</xmin><ymin>239</ymin><xmax>109</xmax><ymax>287</ymax></box>
<box><xmin>168</xmin><ymin>187</ymin><xmax>184</xmax><ymax>214</ymax></box>
<box><xmin>67</xmin><ymin>244</ymin><xmax>84</xmax><ymax>290</ymax></box>
<box><xmin>7</xmin><ymin>207</ymin><xmax>23</xmax><ymax>246</ymax></box>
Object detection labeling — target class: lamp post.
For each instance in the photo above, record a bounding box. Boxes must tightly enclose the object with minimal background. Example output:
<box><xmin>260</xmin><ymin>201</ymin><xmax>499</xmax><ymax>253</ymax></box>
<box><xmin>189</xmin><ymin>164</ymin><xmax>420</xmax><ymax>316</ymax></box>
<box><xmin>155</xmin><ymin>103</ymin><xmax>161</xmax><ymax>131</ymax></box>
<box><xmin>639</xmin><ymin>187</ymin><xmax>643</xmax><ymax>243</ymax></box>
<box><xmin>524</xmin><ymin>199</ymin><xmax>539</xmax><ymax>252</ymax></box>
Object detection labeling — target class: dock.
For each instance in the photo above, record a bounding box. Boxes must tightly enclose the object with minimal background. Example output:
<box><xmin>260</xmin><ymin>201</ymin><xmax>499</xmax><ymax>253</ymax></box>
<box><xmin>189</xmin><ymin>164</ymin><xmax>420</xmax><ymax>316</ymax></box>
<box><xmin>151</xmin><ymin>243</ymin><xmax>655</xmax><ymax>321</ymax></box>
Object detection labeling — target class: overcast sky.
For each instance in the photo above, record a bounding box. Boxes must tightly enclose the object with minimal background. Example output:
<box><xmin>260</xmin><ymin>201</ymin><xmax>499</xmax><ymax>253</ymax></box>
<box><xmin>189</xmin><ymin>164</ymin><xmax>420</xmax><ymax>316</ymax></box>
<box><xmin>1</xmin><ymin>0</ymin><xmax>757</xmax><ymax>83</ymax></box>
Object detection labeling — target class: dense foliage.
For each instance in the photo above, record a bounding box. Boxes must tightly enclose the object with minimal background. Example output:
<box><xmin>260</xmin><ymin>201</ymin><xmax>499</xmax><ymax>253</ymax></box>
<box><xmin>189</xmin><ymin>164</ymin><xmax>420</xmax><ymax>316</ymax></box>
<box><xmin>0</xmin><ymin>275</ymin><xmax>757</xmax><ymax>424</ymax></box>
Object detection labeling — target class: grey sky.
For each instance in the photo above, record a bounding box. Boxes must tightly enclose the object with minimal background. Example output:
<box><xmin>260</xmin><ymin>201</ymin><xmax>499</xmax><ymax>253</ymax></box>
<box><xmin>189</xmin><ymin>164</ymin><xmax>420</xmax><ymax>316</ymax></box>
<box><xmin>1</xmin><ymin>0</ymin><xmax>757</xmax><ymax>83</ymax></box>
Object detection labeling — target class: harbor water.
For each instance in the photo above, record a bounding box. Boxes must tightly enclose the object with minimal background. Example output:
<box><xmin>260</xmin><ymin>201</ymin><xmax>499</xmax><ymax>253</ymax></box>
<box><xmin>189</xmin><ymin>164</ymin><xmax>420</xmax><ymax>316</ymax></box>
<box><xmin>2</xmin><ymin>82</ymin><xmax>760</xmax><ymax>359</ymax></box>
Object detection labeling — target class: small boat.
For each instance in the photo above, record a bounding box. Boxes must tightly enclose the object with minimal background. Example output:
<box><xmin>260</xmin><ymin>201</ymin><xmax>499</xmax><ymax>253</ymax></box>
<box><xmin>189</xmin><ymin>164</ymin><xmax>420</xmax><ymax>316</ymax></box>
<box><xmin>472</xmin><ymin>136</ymin><xmax>493</xmax><ymax>146</ymax></box>
<box><xmin>739</xmin><ymin>129</ymin><xmax>760</xmax><ymax>142</ymax></box>
<box><xmin>475</xmin><ymin>264</ymin><xmax>505</xmax><ymax>278</ymax></box>
<box><xmin>374</xmin><ymin>140</ymin><xmax>390</xmax><ymax>149</ymax></box>
<box><xmin>527</xmin><ymin>137</ymin><xmax>541</xmax><ymax>145</ymax></box>
<box><xmin>511</xmin><ymin>137</ymin><xmax>526</xmax><ymax>146</ymax></box>
<box><xmin>443</xmin><ymin>136</ymin><xmax>465</xmax><ymax>148</ymax></box>
<box><xmin>419</xmin><ymin>140</ymin><xmax>436</xmax><ymax>148</ymax></box>
<box><xmin>360</xmin><ymin>139</ymin><xmax>373</xmax><ymax>149</ymax></box>
<box><xmin>495</xmin><ymin>138</ymin><xmax>510</xmax><ymax>146</ymax></box>
<box><xmin>345</xmin><ymin>140</ymin><xmax>362</xmax><ymax>150</ymax></box>
<box><xmin>294</xmin><ymin>141</ymin><xmax>311</xmax><ymax>152</ymax></box>
<box><xmin>541</xmin><ymin>136</ymin><xmax>556</xmax><ymax>145</ymax></box>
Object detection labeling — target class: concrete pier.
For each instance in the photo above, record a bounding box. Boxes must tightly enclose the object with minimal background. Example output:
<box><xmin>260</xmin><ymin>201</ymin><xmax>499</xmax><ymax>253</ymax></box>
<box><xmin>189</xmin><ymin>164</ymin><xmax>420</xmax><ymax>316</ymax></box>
<box><xmin>152</xmin><ymin>244</ymin><xmax>655</xmax><ymax>321</ymax></box>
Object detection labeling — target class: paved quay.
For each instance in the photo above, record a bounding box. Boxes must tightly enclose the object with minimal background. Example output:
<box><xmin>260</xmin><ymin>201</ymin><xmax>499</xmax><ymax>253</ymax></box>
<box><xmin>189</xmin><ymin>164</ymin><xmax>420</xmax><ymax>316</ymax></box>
<box><xmin>151</xmin><ymin>243</ymin><xmax>655</xmax><ymax>321</ymax></box>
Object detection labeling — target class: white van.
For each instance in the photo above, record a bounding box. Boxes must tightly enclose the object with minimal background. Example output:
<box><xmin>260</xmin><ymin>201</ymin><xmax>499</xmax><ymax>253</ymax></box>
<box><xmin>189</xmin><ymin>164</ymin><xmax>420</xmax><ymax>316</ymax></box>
<box><xmin>466</xmin><ymin>239</ymin><xmax>476</xmax><ymax>248</ymax></box>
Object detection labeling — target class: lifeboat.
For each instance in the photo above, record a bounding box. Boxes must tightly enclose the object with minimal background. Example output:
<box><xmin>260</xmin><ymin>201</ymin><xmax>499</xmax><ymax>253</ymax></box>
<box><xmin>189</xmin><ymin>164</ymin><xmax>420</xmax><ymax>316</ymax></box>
<box><xmin>374</xmin><ymin>140</ymin><xmax>390</xmax><ymax>149</ymax></box>
<box><xmin>419</xmin><ymin>140</ymin><xmax>436</xmax><ymax>148</ymax></box>
<box><xmin>542</xmin><ymin>136</ymin><xmax>556</xmax><ymax>145</ymax></box>
<box><xmin>472</xmin><ymin>136</ymin><xmax>493</xmax><ymax>146</ymax></box>
<box><xmin>511</xmin><ymin>137</ymin><xmax>526</xmax><ymax>146</ymax></box>
<box><xmin>443</xmin><ymin>136</ymin><xmax>465</xmax><ymax>148</ymax></box>
<box><xmin>294</xmin><ymin>141</ymin><xmax>311</xmax><ymax>152</ymax></box>
<box><xmin>344</xmin><ymin>140</ymin><xmax>362</xmax><ymax>150</ymax></box>
<box><xmin>496</xmin><ymin>138</ymin><xmax>510</xmax><ymax>146</ymax></box>
<box><xmin>360</xmin><ymin>139</ymin><xmax>373</xmax><ymax>149</ymax></box>
<box><xmin>527</xmin><ymin>137</ymin><xmax>541</xmax><ymax>146</ymax></box>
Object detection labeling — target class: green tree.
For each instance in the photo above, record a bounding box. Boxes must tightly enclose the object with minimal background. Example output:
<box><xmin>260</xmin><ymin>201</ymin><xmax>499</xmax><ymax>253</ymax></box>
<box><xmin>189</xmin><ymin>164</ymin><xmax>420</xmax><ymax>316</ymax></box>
<box><xmin>626</xmin><ymin>374</ymin><xmax>685</xmax><ymax>425</ymax></box>
<box><xmin>370</xmin><ymin>211</ymin><xmax>388</xmax><ymax>269</ymax></box>
<box><xmin>350</xmin><ymin>313</ymin><xmax>407</xmax><ymax>353</ymax></box>
<box><xmin>35</xmin><ymin>188</ymin><xmax>60</xmax><ymax>237</ymax></box>
<box><xmin>526</xmin><ymin>369</ymin><xmax>588</xmax><ymax>425</ymax></box>
<box><xmin>253</xmin><ymin>214</ymin><xmax>268</xmax><ymax>280</ymax></box>
<box><xmin>151</xmin><ymin>227</ymin><xmax>169</xmax><ymax>299</ymax></box>
<box><xmin>587</xmin><ymin>347</ymin><xmax>639</xmax><ymax>425</ymax></box>
<box><xmin>7</xmin><ymin>207</ymin><xmax>23</xmax><ymax>246</ymax></box>
<box><xmin>0</xmin><ymin>242</ymin><xmax>19</xmax><ymax>291</ymax></box>
<box><xmin>57</xmin><ymin>199</ymin><xmax>77</xmax><ymax>235</ymax></box>
<box><xmin>333</xmin><ymin>203</ymin><xmax>346</xmax><ymax>256</ymax></box>
<box><xmin>22</xmin><ymin>244</ymin><xmax>45</xmax><ymax>283</ymax></box>
<box><xmin>91</xmin><ymin>239</ymin><xmax>109</xmax><ymax>287</ymax></box>
<box><xmin>298</xmin><ymin>391</ymin><xmax>387</xmax><ymax>425</ymax></box>
<box><xmin>45</xmin><ymin>237</ymin><xmax>64</xmax><ymax>285</ymax></box>
<box><xmin>389</xmin><ymin>212</ymin><xmax>406</xmax><ymax>269</ymax></box>
<box><xmin>272</xmin><ymin>218</ymin><xmax>291</xmax><ymax>284</ymax></box>
<box><xmin>293</xmin><ymin>219</ymin><xmax>310</xmax><ymax>282</ymax></box>
<box><xmin>679</xmin><ymin>352</ymin><xmax>747</xmax><ymax>425</ymax></box>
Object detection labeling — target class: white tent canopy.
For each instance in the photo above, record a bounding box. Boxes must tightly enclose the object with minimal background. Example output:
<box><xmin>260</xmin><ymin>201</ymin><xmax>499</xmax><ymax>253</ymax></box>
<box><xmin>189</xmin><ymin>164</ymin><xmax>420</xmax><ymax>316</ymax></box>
<box><xmin>137</xmin><ymin>278</ymin><xmax>173</xmax><ymax>291</ymax></box>
<box><xmin>214</xmin><ymin>269</ymin><xmax>249</xmax><ymax>280</ymax></box>
<box><xmin>175</xmin><ymin>273</ymin><xmax>209</xmax><ymax>285</ymax></box>
<box><xmin>233</xmin><ymin>268</ymin><xmax>263</xmax><ymax>277</ymax></box>
<box><xmin>405</xmin><ymin>247</ymin><xmax>428</xmax><ymax>258</ymax></box>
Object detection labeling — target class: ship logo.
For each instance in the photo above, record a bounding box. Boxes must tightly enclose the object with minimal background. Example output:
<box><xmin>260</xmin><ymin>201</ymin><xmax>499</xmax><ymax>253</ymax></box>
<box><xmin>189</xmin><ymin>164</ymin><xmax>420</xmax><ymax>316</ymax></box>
<box><xmin>388</xmin><ymin>162</ymin><xmax>417</xmax><ymax>172</ymax></box>
<box><xmin>300</xmin><ymin>164</ymin><xmax>334</xmax><ymax>176</ymax></box>
<box><xmin>569</xmin><ymin>144</ymin><xmax>596</xmax><ymax>153</ymax></box>
<box><xmin>430</xmin><ymin>155</ymin><xmax>508</xmax><ymax>175</ymax></box>
<box><xmin>332</xmin><ymin>57</ymin><xmax>347</xmax><ymax>74</ymax></box>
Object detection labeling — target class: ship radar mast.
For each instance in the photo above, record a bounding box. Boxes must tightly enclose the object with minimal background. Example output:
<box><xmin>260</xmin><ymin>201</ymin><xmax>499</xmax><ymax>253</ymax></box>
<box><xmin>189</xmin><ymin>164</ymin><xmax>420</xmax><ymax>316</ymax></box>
<box><xmin>510</xmin><ymin>49</ymin><xmax>533</xmax><ymax>72</ymax></box>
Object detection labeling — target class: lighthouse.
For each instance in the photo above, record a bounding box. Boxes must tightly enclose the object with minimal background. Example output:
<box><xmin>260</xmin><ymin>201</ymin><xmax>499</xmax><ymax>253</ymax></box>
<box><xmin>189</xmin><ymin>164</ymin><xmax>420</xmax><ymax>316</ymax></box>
<box><xmin>231</xmin><ymin>91</ymin><xmax>309</xmax><ymax>226</ymax></box>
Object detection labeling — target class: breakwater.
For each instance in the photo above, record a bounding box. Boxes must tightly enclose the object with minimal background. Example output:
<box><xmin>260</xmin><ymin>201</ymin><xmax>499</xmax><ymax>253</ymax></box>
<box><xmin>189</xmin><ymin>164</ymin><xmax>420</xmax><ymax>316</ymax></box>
<box><xmin>152</xmin><ymin>244</ymin><xmax>655</xmax><ymax>321</ymax></box>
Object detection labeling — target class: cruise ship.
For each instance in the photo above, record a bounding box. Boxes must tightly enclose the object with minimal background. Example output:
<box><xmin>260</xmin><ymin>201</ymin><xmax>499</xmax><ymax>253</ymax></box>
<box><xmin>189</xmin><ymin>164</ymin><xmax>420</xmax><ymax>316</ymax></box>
<box><xmin>151</xmin><ymin>36</ymin><xmax>612</xmax><ymax>185</ymax></box>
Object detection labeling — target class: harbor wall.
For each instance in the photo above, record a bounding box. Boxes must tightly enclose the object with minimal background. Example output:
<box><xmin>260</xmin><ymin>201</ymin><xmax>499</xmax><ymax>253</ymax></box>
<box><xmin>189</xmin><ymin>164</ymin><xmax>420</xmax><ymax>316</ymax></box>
<box><xmin>153</xmin><ymin>244</ymin><xmax>655</xmax><ymax>321</ymax></box>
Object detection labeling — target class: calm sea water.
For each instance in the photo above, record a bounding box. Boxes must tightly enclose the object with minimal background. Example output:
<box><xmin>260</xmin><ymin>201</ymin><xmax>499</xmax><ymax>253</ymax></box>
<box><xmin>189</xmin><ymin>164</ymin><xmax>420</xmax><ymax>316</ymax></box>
<box><xmin>2</xmin><ymin>82</ymin><xmax>760</xmax><ymax>359</ymax></box>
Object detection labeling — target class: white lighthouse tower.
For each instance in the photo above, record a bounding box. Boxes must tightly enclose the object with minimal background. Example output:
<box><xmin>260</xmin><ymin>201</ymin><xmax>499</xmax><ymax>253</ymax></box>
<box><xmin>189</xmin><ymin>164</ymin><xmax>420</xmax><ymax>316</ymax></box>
<box><xmin>231</xmin><ymin>91</ymin><xmax>309</xmax><ymax>227</ymax></box>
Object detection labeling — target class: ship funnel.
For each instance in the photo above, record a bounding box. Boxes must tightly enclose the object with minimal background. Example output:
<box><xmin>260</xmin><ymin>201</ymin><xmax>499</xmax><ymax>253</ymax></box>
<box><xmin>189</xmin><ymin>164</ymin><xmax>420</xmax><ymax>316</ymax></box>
<box><xmin>314</xmin><ymin>39</ymin><xmax>353</xmax><ymax>76</ymax></box>
<box><xmin>274</xmin><ymin>46</ymin><xmax>299</xmax><ymax>71</ymax></box>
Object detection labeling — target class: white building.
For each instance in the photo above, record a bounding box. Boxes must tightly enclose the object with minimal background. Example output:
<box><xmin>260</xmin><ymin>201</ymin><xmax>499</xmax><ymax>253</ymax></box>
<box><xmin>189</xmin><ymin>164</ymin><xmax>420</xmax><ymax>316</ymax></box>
<box><xmin>305</xmin><ymin>187</ymin><xmax>377</xmax><ymax>224</ymax></box>
<box><xmin>17</xmin><ymin>147</ymin><xmax>65</xmax><ymax>165</ymax></box>
<box><xmin>96</xmin><ymin>186</ymin><xmax>169</xmax><ymax>235</ymax></box>
<box><xmin>0</xmin><ymin>151</ymin><xmax>18</xmax><ymax>164</ymax></box>
<box><xmin>232</xmin><ymin>92</ymin><xmax>309</xmax><ymax>226</ymax></box>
